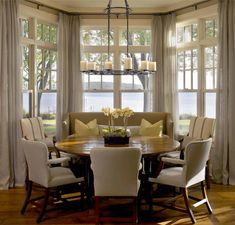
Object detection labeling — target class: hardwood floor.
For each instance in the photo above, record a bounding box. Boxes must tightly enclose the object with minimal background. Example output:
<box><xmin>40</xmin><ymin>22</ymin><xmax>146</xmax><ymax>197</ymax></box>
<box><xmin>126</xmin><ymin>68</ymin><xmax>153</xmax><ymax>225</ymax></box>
<box><xmin>0</xmin><ymin>183</ymin><xmax>235</xmax><ymax>225</ymax></box>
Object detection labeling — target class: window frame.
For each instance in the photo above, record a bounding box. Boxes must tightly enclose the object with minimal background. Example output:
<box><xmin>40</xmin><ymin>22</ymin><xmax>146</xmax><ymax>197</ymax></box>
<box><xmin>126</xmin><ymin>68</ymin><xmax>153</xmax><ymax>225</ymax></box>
<box><xmin>19</xmin><ymin>5</ymin><xmax>58</xmax><ymax>135</ymax></box>
<box><xmin>80</xmin><ymin>18</ymin><xmax>152</xmax><ymax>112</ymax></box>
<box><xmin>176</xmin><ymin>5</ymin><xmax>218</xmax><ymax>134</ymax></box>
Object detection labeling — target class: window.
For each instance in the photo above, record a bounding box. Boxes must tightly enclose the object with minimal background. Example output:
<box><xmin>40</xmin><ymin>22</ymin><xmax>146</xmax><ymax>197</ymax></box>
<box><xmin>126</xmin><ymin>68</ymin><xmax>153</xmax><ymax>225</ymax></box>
<box><xmin>20</xmin><ymin>15</ymin><xmax>57</xmax><ymax>136</ymax></box>
<box><xmin>81</xmin><ymin>20</ymin><xmax>151</xmax><ymax>112</ymax></box>
<box><xmin>177</xmin><ymin>15</ymin><xmax>217</xmax><ymax>134</ymax></box>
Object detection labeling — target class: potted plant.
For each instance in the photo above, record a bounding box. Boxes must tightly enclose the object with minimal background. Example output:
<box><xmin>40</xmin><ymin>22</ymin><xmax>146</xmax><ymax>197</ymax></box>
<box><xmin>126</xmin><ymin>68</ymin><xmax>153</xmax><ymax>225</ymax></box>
<box><xmin>101</xmin><ymin>107</ymin><xmax>134</xmax><ymax>145</ymax></box>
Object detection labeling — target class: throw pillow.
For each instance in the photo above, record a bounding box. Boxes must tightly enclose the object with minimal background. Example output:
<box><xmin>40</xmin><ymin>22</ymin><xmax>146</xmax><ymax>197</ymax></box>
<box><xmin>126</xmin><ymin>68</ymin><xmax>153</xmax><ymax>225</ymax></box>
<box><xmin>75</xmin><ymin>119</ymin><xmax>99</xmax><ymax>137</ymax></box>
<box><xmin>139</xmin><ymin>119</ymin><xmax>163</xmax><ymax>137</ymax></box>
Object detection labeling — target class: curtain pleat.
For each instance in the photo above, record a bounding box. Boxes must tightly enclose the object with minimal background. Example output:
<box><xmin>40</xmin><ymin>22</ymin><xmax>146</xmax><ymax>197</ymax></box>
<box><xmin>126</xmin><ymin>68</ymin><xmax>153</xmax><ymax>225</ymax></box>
<box><xmin>212</xmin><ymin>0</ymin><xmax>235</xmax><ymax>184</ymax></box>
<box><xmin>56</xmin><ymin>14</ymin><xmax>83</xmax><ymax>140</ymax></box>
<box><xmin>0</xmin><ymin>0</ymin><xmax>25</xmax><ymax>189</ymax></box>
<box><xmin>151</xmin><ymin>14</ymin><xmax>178</xmax><ymax>135</ymax></box>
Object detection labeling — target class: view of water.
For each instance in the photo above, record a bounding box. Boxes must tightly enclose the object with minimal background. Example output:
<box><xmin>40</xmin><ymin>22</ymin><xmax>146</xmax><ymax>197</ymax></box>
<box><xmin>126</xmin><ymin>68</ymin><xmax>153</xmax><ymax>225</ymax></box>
<box><xmin>23</xmin><ymin>91</ymin><xmax>216</xmax><ymax>117</ymax></box>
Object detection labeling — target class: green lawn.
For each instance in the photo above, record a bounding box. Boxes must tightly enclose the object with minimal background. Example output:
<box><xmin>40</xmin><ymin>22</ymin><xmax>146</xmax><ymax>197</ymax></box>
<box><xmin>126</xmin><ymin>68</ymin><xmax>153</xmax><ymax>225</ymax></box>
<box><xmin>43</xmin><ymin>119</ymin><xmax>56</xmax><ymax>135</ymax></box>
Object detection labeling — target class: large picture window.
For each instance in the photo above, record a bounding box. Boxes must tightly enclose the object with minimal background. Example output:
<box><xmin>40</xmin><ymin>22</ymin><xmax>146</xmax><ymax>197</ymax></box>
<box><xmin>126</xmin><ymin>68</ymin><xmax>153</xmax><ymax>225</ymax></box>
<box><xmin>177</xmin><ymin>16</ymin><xmax>217</xmax><ymax>134</ymax></box>
<box><xmin>81</xmin><ymin>20</ymin><xmax>151</xmax><ymax>112</ymax></box>
<box><xmin>20</xmin><ymin>14</ymin><xmax>57</xmax><ymax>135</ymax></box>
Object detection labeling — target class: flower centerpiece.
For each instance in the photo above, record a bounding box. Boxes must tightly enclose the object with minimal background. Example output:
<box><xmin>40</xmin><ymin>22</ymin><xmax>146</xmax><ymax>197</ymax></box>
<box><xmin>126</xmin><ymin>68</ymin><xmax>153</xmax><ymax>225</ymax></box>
<box><xmin>101</xmin><ymin>107</ymin><xmax>134</xmax><ymax>145</ymax></box>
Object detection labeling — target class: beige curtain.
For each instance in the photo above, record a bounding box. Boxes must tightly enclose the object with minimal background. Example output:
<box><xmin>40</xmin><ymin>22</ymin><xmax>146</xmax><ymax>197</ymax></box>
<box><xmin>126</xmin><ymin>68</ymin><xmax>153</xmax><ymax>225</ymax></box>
<box><xmin>151</xmin><ymin>14</ymin><xmax>178</xmax><ymax>135</ymax></box>
<box><xmin>0</xmin><ymin>0</ymin><xmax>25</xmax><ymax>189</ymax></box>
<box><xmin>56</xmin><ymin>14</ymin><xmax>83</xmax><ymax>140</ymax></box>
<box><xmin>211</xmin><ymin>0</ymin><xmax>235</xmax><ymax>184</ymax></box>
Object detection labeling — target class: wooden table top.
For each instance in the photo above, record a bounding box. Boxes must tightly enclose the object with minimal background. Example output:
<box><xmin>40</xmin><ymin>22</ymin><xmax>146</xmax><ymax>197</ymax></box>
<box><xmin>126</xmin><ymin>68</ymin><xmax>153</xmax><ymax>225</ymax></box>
<box><xmin>55</xmin><ymin>136</ymin><xmax>180</xmax><ymax>157</ymax></box>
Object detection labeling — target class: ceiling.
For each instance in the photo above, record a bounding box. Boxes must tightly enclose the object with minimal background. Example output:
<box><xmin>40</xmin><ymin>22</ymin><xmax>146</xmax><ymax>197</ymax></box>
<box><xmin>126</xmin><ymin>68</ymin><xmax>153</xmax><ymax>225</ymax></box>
<box><xmin>33</xmin><ymin>0</ymin><xmax>208</xmax><ymax>13</ymax></box>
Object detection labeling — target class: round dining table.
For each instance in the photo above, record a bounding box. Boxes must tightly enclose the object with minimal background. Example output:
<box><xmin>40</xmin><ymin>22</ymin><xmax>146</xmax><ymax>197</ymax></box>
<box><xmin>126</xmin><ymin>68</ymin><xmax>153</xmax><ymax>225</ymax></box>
<box><xmin>55</xmin><ymin>135</ymin><xmax>180</xmax><ymax>157</ymax></box>
<box><xmin>55</xmin><ymin>135</ymin><xmax>180</xmax><ymax>201</ymax></box>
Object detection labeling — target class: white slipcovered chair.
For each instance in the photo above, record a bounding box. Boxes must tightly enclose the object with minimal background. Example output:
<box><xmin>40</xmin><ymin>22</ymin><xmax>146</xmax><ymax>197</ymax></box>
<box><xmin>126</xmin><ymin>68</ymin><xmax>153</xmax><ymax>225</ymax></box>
<box><xmin>90</xmin><ymin>147</ymin><xmax>142</xmax><ymax>224</ymax></box>
<box><xmin>20</xmin><ymin>117</ymin><xmax>60</xmax><ymax>158</ymax></box>
<box><xmin>149</xmin><ymin>139</ymin><xmax>213</xmax><ymax>224</ymax></box>
<box><xmin>165</xmin><ymin>116</ymin><xmax>215</xmax><ymax>188</ymax></box>
<box><xmin>21</xmin><ymin>139</ymin><xmax>85</xmax><ymax>223</ymax></box>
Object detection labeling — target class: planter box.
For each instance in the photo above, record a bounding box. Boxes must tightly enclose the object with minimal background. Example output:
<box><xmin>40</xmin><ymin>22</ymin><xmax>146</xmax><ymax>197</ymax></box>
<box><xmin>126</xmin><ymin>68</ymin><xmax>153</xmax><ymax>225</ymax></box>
<box><xmin>104</xmin><ymin>136</ymin><xmax>129</xmax><ymax>145</ymax></box>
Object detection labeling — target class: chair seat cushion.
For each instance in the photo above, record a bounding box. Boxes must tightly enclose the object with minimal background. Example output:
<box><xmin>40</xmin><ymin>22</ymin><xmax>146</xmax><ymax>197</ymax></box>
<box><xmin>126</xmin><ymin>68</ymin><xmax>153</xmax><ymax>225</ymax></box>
<box><xmin>35</xmin><ymin>137</ymin><xmax>54</xmax><ymax>148</ymax></box>
<box><xmin>48</xmin><ymin>167</ymin><xmax>84</xmax><ymax>188</ymax></box>
<box><xmin>149</xmin><ymin>167</ymin><xmax>185</xmax><ymax>188</ymax></box>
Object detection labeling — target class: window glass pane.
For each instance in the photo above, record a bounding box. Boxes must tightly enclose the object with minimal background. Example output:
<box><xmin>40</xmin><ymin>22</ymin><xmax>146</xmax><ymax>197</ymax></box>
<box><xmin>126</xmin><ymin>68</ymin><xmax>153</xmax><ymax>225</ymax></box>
<box><xmin>89</xmin><ymin>75</ymin><xmax>101</xmax><ymax>89</ymax></box>
<box><xmin>22</xmin><ymin>46</ymin><xmax>29</xmax><ymax>90</ymax></box>
<box><xmin>192</xmin><ymin>49</ymin><xmax>198</xmax><ymax>69</ymax></box>
<box><xmin>51</xmin><ymin>71</ymin><xmax>57</xmax><ymax>90</ymax></box>
<box><xmin>178</xmin><ymin>92</ymin><xmax>197</xmax><ymax>134</ymax></box>
<box><xmin>20</xmin><ymin>18</ymin><xmax>29</xmax><ymax>38</ymax></box>
<box><xmin>193</xmin><ymin>70</ymin><xmax>198</xmax><ymax>89</ymax></box>
<box><xmin>37</xmin><ymin>23</ymin><xmax>57</xmax><ymax>43</ymax></box>
<box><xmin>23</xmin><ymin>92</ymin><xmax>32</xmax><ymax>118</ymax></box>
<box><xmin>102</xmin><ymin>75</ymin><xmax>113</xmax><ymax>89</ymax></box>
<box><xmin>205</xmin><ymin>93</ymin><xmax>216</xmax><ymax>118</ymax></box>
<box><xmin>81</xmin><ymin>30</ymin><xmax>114</xmax><ymax>46</ymax></box>
<box><xmin>177</xmin><ymin>52</ymin><xmax>184</xmax><ymax>70</ymax></box>
<box><xmin>177</xmin><ymin>27</ymin><xmax>183</xmax><ymax>43</ymax></box>
<box><xmin>36</xmin><ymin>23</ymin><xmax>43</xmax><ymax>41</ymax></box>
<box><xmin>184</xmin><ymin>25</ymin><xmax>191</xmax><ymax>42</ymax></box>
<box><xmin>185</xmin><ymin>70</ymin><xmax>191</xmax><ymax>89</ymax></box>
<box><xmin>192</xmin><ymin>24</ymin><xmax>198</xmax><ymax>41</ymax></box>
<box><xmin>122</xmin><ymin>92</ymin><xmax>144</xmax><ymax>112</ymax></box>
<box><xmin>178</xmin><ymin>70</ymin><xmax>184</xmax><ymax>89</ymax></box>
<box><xmin>43</xmin><ymin>24</ymin><xmax>50</xmax><ymax>42</ymax></box>
<box><xmin>205</xmin><ymin>47</ymin><xmax>213</xmax><ymax>68</ymax></box>
<box><xmin>50</xmin><ymin>26</ymin><xmax>57</xmax><ymax>44</ymax></box>
<box><xmin>205</xmin><ymin>20</ymin><xmax>213</xmax><ymax>38</ymax></box>
<box><xmin>38</xmin><ymin>92</ymin><xmax>56</xmax><ymax>135</ymax></box>
<box><xmin>185</xmin><ymin>50</ymin><xmax>191</xmax><ymax>69</ymax></box>
<box><xmin>84</xmin><ymin>92</ymin><xmax>113</xmax><ymax>112</ymax></box>
<box><xmin>205</xmin><ymin>69</ymin><xmax>213</xmax><ymax>89</ymax></box>
<box><xmin>120</xmin><ymin>30</ymin><xmax>151</xmax><ymax>46</ymax></box>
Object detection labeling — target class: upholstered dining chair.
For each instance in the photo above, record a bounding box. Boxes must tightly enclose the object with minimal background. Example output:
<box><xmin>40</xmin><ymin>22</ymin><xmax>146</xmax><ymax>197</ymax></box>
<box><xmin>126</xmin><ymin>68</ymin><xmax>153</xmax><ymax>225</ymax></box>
<box><xmin>90</xmin><ymin>147</ymin><xmax>142</xmax><ymax>224</ymax></box>
<box><xmin>165</xmin><ymin>116</ymin><xmax>215</xmax><ymax>188</ymax></box>
<box><xmin>149</xmin><ymin>139</ymin><xmax>213</xmax><ymax>224</ymax></box>
<box><xmin>20</xmin><ymin>117</ymin><xmax>77</xmax><ymax>161</ymax></box>
<box><xmin>20</xmin><ymin>117</ymin><xmax>60</xmax><ymax>158</ymax></box>
<box><xmin>21</xmin><ymin>139</ymin><xmax>85</xmax><ymax>223</ymax></box>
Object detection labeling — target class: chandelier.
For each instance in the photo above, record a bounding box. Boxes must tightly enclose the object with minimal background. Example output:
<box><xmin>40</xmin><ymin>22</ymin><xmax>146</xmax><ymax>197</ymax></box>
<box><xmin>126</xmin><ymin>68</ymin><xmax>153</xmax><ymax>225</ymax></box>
<box><xmin>80</xmin><ymin>0</ymin><xmax>156</xmax><ymax>75</ymax></box>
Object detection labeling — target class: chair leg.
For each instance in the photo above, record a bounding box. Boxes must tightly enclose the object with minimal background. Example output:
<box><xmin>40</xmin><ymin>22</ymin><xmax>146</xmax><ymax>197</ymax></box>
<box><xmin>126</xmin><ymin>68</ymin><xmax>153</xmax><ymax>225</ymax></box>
<box><xmin>200</xmin><ymin>181</ymin><xmax>213</xmax><ymax>214</ymax></box>
<box><xmin>205</xmin><ymin>161</ymin><xmax>210</xmax><ymax>189</ymax></box>
<box><xmin>182</xmin><ymin>188</ymin><xmax>196</xmax><ymax>224</ymax></box>
<box><xmin>36</xmin><ymin>188</ymin><xmax>50</xmax><ymax>223</ymax></box>
<box><xmin>21</xmin><ymin>181</ymin><xmax>33</xmax><ymax>214</ymax></box>
<box><xmin>132</xmin><ymin>197</ymin><xmax>138</xmax><ymax>224</ymax></box>
<box><xmin>94</xmin><ymin>196</ymin><xmax>100</xmax><ymax>225</ymax></box>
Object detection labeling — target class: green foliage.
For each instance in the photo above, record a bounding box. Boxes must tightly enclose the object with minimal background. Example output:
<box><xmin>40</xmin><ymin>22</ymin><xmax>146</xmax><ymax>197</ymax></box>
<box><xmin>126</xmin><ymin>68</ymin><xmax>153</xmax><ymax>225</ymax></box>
<box><xmin>41</xmin><ymin>113</ymin><xmax>56</xmax><ymax>120</ymax></box>
<box><xmin>102</xmin><ymin>127</ymin><xmax>129</xmax><ymax>138</ymax></box>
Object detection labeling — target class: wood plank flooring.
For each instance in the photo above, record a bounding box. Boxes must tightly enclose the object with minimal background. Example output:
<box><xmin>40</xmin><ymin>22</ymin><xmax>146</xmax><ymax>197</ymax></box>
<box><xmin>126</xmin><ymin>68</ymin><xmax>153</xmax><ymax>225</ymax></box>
<box><xmin>0</xmin><ymin>183</ymin><xmax>235</xmax><ymax>225</ymax></box>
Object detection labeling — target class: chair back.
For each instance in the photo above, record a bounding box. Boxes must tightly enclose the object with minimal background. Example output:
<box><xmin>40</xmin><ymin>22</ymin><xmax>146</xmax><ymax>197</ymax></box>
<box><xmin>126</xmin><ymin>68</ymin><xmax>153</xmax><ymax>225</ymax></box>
<box><xmin>183</xmin><ymin>138</ymin><xmax>212</xmax><ymax>187</ymax></box>
<box><xmin>90</xmin><ymin>147</ymin><xmax>142</xmax><ymax>197</ymax></box>
<box><xmin>22</xmin><ymin>139</ymin><xmax>49</xmax><ymax>187</ymax></box>
<box><xmin>20</xmin><ymin>117</ymin><xmax>45</xmax><ymax>141</ymax></box>
<box><xmin>181</xmin><ymin>117</ymin><xmax>215</xmax><ymax>150</ymax></box>
<box><xmin>188</xmin><ymin>117</ymin><xmax>215</xmax><ymax>139</ymax></box>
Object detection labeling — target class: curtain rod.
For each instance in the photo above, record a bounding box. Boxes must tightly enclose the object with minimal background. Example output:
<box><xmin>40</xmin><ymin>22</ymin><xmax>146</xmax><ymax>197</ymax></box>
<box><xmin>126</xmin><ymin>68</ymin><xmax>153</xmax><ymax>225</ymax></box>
<box><xmin>23</xmin><ymin>0</ymin><xmax>215</xmax><ymax>16</ymax></box>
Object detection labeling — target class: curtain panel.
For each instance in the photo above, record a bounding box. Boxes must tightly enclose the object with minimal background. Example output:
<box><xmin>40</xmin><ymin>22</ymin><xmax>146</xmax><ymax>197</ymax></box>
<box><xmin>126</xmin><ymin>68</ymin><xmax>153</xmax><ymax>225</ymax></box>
<box><xmin>0</xmin><ymin>0</ymin><xmax>25</xmax><ymax>189</ymax></box>
<box><xmin>211</xmin><ymin>0</ymin><xmax>235</xmax><ymax>184</ymax></box>
<box><xmin>151</xmin><ymin>14</ymin><xmax>178</xmax><ymax>135</ymax></box>
<box><xmin>56</xmin><ymin>14</ymin><xmax>83</xmax><ymax>140</ymax></box>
